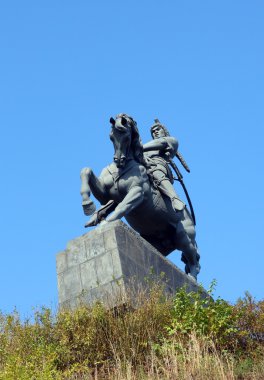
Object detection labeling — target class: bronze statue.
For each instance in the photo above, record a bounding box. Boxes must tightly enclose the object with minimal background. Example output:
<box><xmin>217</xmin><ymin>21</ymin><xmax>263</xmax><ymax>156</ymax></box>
<box><xmin>80</xmin><ymin>114</ymin><xmax>200</xmax><ymax>279</ymax></box>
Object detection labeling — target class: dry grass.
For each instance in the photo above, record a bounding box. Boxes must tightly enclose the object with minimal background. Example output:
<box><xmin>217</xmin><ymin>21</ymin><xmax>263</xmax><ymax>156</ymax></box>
<box><xmin>0</xmin><ymin>284</ymin><xmax>263</xmax><ymax>380</ymax></box>
<box><xmin>63</xmin><ymin>334</ymin><xmax>257</xmax><ymax>380</ymax></box>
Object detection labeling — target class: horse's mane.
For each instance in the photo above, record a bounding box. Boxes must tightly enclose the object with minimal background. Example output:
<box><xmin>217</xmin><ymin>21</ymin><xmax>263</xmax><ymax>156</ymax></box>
<box><xmin>116</xmin><ymin>113</ymin><xmax>145</xmax><ymax>165</ymax></box>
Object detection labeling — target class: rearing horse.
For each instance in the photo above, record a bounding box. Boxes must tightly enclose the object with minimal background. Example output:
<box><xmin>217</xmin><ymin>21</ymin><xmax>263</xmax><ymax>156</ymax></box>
<box><xmin>80</xmin><ymin>114</ymin><xmax>200</xmax><ymax>279</ymax></box>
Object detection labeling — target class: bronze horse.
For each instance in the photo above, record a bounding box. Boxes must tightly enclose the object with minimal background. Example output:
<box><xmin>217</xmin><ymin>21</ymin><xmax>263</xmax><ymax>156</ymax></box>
<box><xmin>80</xmin><ymin>114</ymin><xmax>200</xmax><ymax>279</ymax></box>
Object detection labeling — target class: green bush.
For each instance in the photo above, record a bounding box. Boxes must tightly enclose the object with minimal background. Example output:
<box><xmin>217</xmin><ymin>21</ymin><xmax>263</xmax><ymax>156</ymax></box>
<box><xmin>166</xmin><ymin>281</ymin><xmax>240</xmax><ymax>350</ymax></box>
<box><xmin>0</xmin><ymin>308</ymin><xmax>60</xmax><ymax>380</ymax></box>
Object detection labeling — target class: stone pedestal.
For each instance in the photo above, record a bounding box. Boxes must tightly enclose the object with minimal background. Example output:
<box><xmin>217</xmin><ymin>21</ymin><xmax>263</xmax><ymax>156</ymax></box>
<box><xmin>56</xmin><ymin>220</ymin><xmax>205</xmax><ymax>309</ymax></box>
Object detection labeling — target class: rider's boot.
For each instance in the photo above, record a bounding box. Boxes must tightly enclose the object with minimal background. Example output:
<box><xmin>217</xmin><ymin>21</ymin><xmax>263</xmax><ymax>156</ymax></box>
<box><xmin>171</xmin><ymin>197</ymin><xmax>185</xmax><ymax>211</ymax></box>
<box><xmin>158</xmin><ymin>179</ymin><xmax>185</xmax><ymax>211</ymax></box>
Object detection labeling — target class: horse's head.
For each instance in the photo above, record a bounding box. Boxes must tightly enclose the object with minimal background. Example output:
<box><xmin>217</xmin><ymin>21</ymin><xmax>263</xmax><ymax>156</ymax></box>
<box><xmin>109</xmin><ymin>114</ymin><xmax>144</xmax><ymax>168</ymax></box>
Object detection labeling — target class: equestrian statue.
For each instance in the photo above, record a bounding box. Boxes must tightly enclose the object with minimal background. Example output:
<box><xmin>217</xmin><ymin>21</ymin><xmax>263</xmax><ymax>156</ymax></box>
<box><xmin>80</xmin><ymin>114</ymin><xmax>201</xmax><ymax>279</ymax></box>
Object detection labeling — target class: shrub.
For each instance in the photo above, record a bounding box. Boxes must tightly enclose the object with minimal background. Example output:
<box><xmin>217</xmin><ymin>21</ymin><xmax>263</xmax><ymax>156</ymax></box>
<box><xmin>54</xmin><ymin>283</ymin><xmax>172</xmax><ymax>370</ymax></box>
<box><xmin>166</xmin><ymin>281</ymin><xmax>240</xmax><ymax>350</ymax></box>
<box><xmin>0</xmin><ymin>308</ymin><xmax>59</xmax><ymax>380</ymax></box>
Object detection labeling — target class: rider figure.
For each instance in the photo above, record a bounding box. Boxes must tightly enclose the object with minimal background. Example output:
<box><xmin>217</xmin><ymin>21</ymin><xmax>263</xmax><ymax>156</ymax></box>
<box><xmin>143</xmin><ymin>120</ymin><xmax>185</xmax><ymax>211</ymax></box>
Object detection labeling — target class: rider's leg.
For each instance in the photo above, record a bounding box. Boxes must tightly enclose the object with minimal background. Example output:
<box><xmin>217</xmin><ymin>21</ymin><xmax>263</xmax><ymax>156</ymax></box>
<box><xmin>153</xmin><ymin>170</ymin><xmax>185</xmax><ymax>211</ymax></box>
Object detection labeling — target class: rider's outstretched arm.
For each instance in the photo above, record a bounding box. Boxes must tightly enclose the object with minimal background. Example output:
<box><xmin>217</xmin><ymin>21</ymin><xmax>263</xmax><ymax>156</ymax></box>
<box><xmin>143</xmin><ymin>137</ymin><xmax>178</xmax><ymax>153</ymax></box>
<box><xmin>106</xmin><ymin>186</ymin><xmax>144</xmax><ymax>222</ymax></box>
<box><xmin>143</xmin><ymin>138</ymin><xmax>168</xmax><ymax>151</ymax></box>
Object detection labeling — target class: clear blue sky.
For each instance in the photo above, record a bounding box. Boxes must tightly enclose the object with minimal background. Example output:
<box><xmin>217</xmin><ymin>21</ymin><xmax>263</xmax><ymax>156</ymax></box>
<box><xmin>0</xmin><ymin>1</ymin><xmax>263</xmax><ymax>317</ymax></box>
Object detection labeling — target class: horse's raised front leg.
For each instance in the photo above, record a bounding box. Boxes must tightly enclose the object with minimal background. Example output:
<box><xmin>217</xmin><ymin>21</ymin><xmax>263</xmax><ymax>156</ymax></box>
<box><xmin>80</xmin><ymin>167</ymin><xmax>109</xmax><ymax>216</ymax></box>
<box><xmin>106</xmin><ymin>186</ymin><xmax>144</xmax><ymax>223</ymax></box>
<box><xmin>175</xmin><ymin>209</ymin><xmax>201</xmax><ymax>280</ymax></box>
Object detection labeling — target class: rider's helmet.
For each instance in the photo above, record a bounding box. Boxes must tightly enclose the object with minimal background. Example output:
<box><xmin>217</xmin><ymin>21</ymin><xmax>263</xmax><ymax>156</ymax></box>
<box><xmin>150</xmin><ymin>119</ymin><xmax>170</xmax><ymax>138</ymax></box>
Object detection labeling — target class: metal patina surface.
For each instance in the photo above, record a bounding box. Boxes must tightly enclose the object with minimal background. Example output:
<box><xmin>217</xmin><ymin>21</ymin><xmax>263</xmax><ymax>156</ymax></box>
<box><xmin>80</xmin><ymin>114</ymin><xmax>200</xmax><ymax>280</ymax></box>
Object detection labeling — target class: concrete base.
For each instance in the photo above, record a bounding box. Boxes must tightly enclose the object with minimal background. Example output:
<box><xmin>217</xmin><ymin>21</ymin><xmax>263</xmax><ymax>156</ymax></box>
<box><xmin>56</xmin><ymin>220</ymin><xmax>205</xmax><ymax>309</ymax></box>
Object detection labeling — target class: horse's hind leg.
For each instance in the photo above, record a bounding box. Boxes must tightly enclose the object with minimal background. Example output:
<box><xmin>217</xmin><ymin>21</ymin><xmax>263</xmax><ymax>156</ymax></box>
<box><xmin>80</xmin><ymin>167</ymin><xmax>108</xmax><ymax>216</ymax></box>
<box><xmin>175</xmin><ymin>209</ymin><xmax>201</xmax><ymax>279</ymax></box>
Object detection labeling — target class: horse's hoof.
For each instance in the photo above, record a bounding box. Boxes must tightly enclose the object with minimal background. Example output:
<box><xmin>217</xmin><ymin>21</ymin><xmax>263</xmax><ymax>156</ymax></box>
<box><xmin>99</xmin><ymin>220</ymin><xmax>108</xmax><ymax>227</ymax></box>
<box><xmin>188</xmin><ymin>273</ymin><xmax>197</xmax><ymax>281</ymax></box>
<box><xmin>85</xmin><ymin>219</ymin><xmax>96</xmax><ymax>228</ymax></box>
<box><xmin>82</xmin><ymin>200</ymin><xmax>96</xmax><ymax>216</ymax></box>
<box><xmin>84</xmin><ymin>212</ymin><xmax>99</xmax><ymax>228</ymax></box>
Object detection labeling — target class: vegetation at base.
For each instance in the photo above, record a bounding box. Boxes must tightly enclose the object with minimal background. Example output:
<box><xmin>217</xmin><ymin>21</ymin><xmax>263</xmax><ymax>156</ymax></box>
<box><xmin>0</xmin><ymin>282</ymin><xmax>263</xmax><ymax>379</ymax></box>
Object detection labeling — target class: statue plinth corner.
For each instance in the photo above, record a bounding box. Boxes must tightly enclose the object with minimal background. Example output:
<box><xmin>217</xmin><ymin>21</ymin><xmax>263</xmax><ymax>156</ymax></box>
<box><xmin>56</xmin><ymin>220</ymin><xmax>205</xmax><ymax>309</ymax></box>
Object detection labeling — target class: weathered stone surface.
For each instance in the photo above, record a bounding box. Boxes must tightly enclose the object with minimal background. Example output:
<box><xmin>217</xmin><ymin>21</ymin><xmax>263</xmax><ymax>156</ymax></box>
<box><xmin>56</xmin><ymin>220</ymin><xmax>206</xmax><ymax>309</ymax></box>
